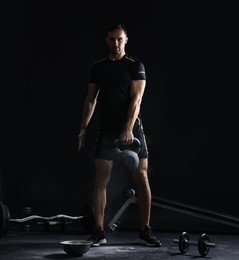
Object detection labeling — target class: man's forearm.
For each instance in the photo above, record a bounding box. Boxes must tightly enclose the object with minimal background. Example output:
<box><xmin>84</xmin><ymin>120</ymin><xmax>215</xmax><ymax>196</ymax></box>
<box><xmin>79</xmin><ymin>99</ymin><xmax>97</xmax><ymax>132</ymax></box>
<box><xmin>124</xmin><ymin>99</ymin><xmax>141</xmax><ymax>132</ymax></box>
<box><xmin>124</xmin><ymin>79</ymin><xmax>145</xmax><ymax>133</ymax></box>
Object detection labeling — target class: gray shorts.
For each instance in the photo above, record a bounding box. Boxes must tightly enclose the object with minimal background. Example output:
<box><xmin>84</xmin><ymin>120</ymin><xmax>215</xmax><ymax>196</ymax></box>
<box><xmin>94</xmin><ymin>118</ymin><xmax>149</xmax><ymax>160</ymax></box>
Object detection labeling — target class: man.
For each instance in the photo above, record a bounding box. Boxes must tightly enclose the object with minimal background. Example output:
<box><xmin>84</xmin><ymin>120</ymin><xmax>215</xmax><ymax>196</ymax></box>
<box><xmin>78</xmin><ymin>22</ymin><xmax>161</xmax><ymax>247</ymax></box>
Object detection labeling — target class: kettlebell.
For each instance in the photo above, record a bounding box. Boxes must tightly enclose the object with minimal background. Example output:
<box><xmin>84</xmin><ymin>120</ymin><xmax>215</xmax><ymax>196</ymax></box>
<box><xmin>112</xmin><ymin>138</ymin><xmax>141</xmax><ymax>171</ymax></box>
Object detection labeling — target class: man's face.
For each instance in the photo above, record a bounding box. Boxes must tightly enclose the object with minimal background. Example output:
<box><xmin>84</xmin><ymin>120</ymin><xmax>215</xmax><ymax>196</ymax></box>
<box><xmin>105</xmin><ymin>29</ymin><xmax>128</xmax><ymax>55</ymax></box>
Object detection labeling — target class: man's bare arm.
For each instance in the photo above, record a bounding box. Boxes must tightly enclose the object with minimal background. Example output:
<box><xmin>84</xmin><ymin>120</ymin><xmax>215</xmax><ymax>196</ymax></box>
<box><xmin>78</xmin><ymin>83</ymin><xmax>99</xmax><ymax>150</ymax></box>
<box><xmin>120</xmin><ymin>79</ymin><xmax>146</xmax><ymax>144</ymax></box>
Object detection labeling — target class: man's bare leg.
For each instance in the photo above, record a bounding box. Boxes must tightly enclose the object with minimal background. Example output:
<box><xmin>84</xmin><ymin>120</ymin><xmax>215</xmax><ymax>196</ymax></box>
<box><xmin>93</xmin><ymin>159</ymin><xmax>113</xmax><ymax>231</ymax></box>
<box><xmin>132</xmin><ymin>158</ymin><xmax>151</xmax><ymax>230</ymax></box>
<box><xmin>133</xmin><ymin>158</ymin><xmax>161</xmax><ymax>246</ymax></box>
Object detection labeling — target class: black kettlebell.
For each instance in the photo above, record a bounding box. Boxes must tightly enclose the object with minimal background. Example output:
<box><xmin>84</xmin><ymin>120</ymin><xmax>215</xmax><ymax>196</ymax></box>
<box><xmin>112</xmin><ymin>138</ymin><xmax>141</xmax><ymax>171</ymax></box>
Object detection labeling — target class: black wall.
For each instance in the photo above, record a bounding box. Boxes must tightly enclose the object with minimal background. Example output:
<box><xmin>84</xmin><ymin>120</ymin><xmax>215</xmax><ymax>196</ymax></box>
<box><xmin>1</xmin><ymin>1</ymin><xmax>237</xmax><ymax>232</ymax></box>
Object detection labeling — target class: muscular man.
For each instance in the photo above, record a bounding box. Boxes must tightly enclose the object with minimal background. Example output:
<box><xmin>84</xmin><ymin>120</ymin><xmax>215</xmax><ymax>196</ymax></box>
<box><xmin>78</xmin><ymin>22</ymin><xmax>161</xmax><ymax>247</ymax></box>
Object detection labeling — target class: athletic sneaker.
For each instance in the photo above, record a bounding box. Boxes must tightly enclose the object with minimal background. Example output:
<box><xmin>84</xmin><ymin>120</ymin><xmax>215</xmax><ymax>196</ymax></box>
<box><xmin>139</xmin><ymin>225</ymin><xmax>161</xmax><ymax>247</ymax></box>
<box><xmin>87</xmin><ymin>229</ymin><xmax>107</xmax><ymax>247</ymax></box>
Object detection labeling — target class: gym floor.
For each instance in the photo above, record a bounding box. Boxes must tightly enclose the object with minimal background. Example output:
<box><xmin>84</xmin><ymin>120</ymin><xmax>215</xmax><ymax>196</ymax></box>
<box><xmin>0</xmin><ymin>230</ymin><xmax>238</xmax><ymax>259</ymax></box>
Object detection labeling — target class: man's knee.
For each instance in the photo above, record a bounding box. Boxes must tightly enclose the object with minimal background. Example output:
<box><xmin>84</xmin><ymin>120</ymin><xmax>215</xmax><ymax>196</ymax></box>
<box><xmin>94</xmin><ymin>159</ymin><xmax>113</xmax><ymax>187</ymax></box>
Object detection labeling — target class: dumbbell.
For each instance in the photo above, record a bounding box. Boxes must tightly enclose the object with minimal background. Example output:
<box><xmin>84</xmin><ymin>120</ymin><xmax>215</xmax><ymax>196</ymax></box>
<box><xmin>0</xmin><ymin>201</ymin><xmax>95</xmax><ymax>238</ymax></box>
<box><xmin>173</xmin><ymin>231</ymin><xmax>216</xmax><ymax>257</ymax></box>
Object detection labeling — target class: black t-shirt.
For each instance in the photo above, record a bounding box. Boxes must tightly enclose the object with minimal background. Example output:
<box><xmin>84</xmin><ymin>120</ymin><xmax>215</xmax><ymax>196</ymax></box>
<box><xmin>90</xmin><ymin>54</ymin><xmax>146</xmax><ymax>134</ymax></box>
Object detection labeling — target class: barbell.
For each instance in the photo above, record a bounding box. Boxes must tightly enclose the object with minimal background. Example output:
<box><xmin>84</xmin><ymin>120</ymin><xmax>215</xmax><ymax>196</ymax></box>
<box><xmin>112</xmin><ymin>137</ymin><xmax>141</xmax><ymax>171</ymax></box>
<box><xmin>0</xmin><ymin>201</ymin><xmax>95</xmax><ymax>238</ymax></box>
<box><xmin>173</xmin><ymin>231</ymin><xmax>216</xmax><ymax>257</ymax></box>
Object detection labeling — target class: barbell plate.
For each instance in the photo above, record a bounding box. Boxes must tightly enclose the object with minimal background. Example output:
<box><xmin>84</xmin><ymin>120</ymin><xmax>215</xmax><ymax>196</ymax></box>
<box><xmin>178</xmin><ymin>231</ymin><xmax>190</xmax><ymax>254</ymax></box>
<box><xmin>198</xmin><ymin>233</ymin><xmax>210</xmax><ymax>256</ymax></box>
<box><xmin>0</xmin><ymin>201</ymin><xmax>9</xmax><ymax>238</ymax></box>
<box><xmin>80</xmin><ymin>202</ymin><xmax>96</xmax><ymax>234</ymax></box>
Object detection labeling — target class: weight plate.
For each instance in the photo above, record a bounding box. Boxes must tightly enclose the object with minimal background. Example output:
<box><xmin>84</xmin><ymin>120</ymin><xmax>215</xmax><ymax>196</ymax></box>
<box><xmin>178</xmin><ymin>231</ymin><xmax>190</xmax><ymax>254</ymax></box>
<box><xmin>198</xmin><ymin>233</ymin><xmax>210</xmax><ymax>256</ymax></box>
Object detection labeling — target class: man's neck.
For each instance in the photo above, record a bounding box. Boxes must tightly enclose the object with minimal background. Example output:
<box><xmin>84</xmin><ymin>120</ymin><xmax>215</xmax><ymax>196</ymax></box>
<box><xmin>108</xmin><ymin>52</ymin><xmax>125</xmax><ymax>61</ymax></box>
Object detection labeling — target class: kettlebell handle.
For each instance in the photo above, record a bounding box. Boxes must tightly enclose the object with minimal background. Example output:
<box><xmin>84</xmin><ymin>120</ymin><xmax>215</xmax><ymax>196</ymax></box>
<box><xmin>113</xmin><ymin>137</ymin><xmax>141</xmax><ymax>154</ymax></box>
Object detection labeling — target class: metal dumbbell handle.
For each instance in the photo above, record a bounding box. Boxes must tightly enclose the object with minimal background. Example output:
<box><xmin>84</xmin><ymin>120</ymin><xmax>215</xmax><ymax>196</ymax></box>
<box><xmin>204</xmin><ymin>241</ymin><xmax>216</xmax><ymax>248</ymax></box>
<box><xmin>173</xmin><ymin>238</ymin><xmax>198</xmax><ymax>246</ymax></box>
<box><xmin>173</xmin><ymin>238</ymin><xmax>215</xmax><ymax>247</ymax></box>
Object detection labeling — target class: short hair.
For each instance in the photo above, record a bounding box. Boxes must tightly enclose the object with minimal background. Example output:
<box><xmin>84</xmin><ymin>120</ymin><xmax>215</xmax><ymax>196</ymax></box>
<box><xmin>105</xmin><ymin>21</ymin><xmax>127</xmax><ymax>36</ymax></box>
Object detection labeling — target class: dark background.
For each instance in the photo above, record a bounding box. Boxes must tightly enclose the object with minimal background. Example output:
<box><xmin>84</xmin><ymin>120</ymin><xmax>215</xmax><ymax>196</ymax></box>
<box><xmin>1</xmin><ymin>1</ymin><xmax>237</xmax><ymax>233</ymax></box>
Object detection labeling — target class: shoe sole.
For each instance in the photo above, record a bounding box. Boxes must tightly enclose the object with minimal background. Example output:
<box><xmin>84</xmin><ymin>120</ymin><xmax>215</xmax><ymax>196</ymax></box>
<box><xmin>91</xmin><ymin>238</ymin><xmax>107</xmax><ymax>247</ymax></box>
<box><xmin>139</xmin><ymin>239</ymin><xmax>161</xmax><ymax>247</ymax></box>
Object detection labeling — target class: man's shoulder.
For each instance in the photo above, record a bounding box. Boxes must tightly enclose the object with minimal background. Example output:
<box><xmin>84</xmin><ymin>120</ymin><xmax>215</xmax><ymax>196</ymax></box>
<box><xmin>124</xmin><ymin>54</ymin><xmax>143</xmax><ymax>64</ymax></box>
<box><xmin>93</xmin><ymin>57</ymin><xmax>107</xmax><ymax>64</ymax></box>
<box><xmin>124</xmin><ymin>55</ymin><xmax>146</xmax><ymax>78</ymax></box>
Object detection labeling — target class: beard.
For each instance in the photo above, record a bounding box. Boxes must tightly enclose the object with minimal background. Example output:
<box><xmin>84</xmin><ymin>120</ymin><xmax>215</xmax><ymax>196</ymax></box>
<box><xmin>111</xmin><ymin>46</ymin><xmax>121</xmax><ymax>55</ymax></box>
